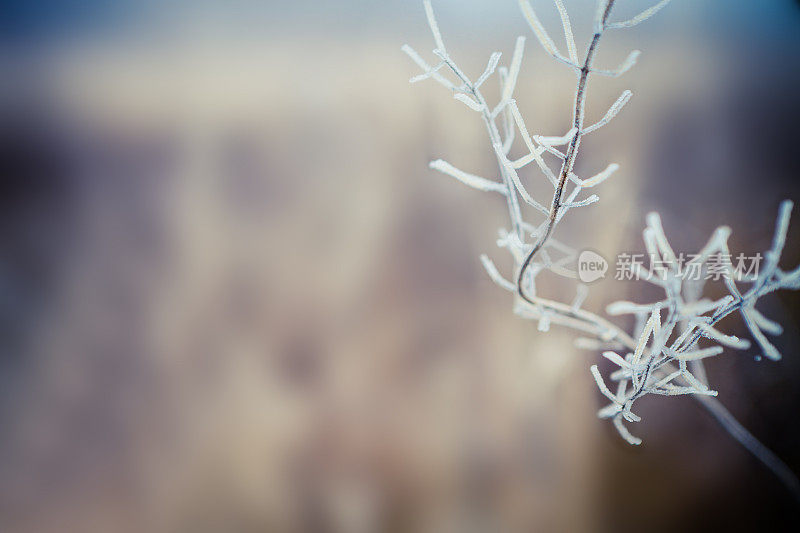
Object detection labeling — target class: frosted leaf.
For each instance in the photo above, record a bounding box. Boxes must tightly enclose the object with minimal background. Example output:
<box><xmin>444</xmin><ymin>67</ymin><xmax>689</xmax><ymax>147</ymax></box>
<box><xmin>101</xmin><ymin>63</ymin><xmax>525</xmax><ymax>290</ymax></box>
<box><xmin>532</xmin><ymin>137</ymin><xmax>566</xmax><ymax>159</ymax></box>
<box><xmin>613</xmin><ymin>415</ymin><xmax>642</xmax><ymax>445</ymax></box>
<box><xmin>536</xmin><ymin>127</ymin><xmax>578</xmax><ymax>147</ymax></box>
<box><xmin>681</xmin><ymin>368</ymin><xmax>717</xmax><ymax>395</ymax></box>
<box><xmin>695</xmin><ymin>226</ymin><xmax>732</xmax><ymax>262</ymax></box>
<box><xmin>506</xmin><ymin>100</ymin><xmax>536</xmax><ymax>153</ymax></box>
<box><xmin>778</xmin><ymin>266</ymin><xmax>800</xmax><ymax>289</ymax></box>
<box><xmin>652</xmin><ymin>384</ymin><xmax>717</xmax><ymax>397</ymax></box>
<box><xmin>582</xmin><ymin>90</ymin><xmax>632</xmax><ymax>134</ymax></box>
<box><xmin>606</xmin><ymin>300</ymin><xmax>667</xmax><ymax>316</ymax></box>
<box><xmin>475</xmin><ymin>52</ymin><xmax>502</xmax><ymax>89</ymax></box>
<box><xmin>453</xmin><ymin>92</ymin><xmax>483</xmax><ymax>111</ymax></box>
<box><xmin>409</xmin><ymin>61</ymin><xmax>445</xmax><ymax>83</ymax></box>
<box><xmin>536</xmin><ymin>143</ymin><xmax>567</xmax><ymax>161</ymax></box>
<box><xmin>480</xmin><ymin>254</ymin><xmax>516</xmax><ymax>292</ymax></box>
<box><xmin>490</xmin><ymin>98</ymin><xmax>512</xmax><ymax>119</ymax></box>
<box><xmin>761</xmin><ymin>200</ymin><xmax>794</xmax><ymax>278</ymax></box>
<box><xmin>665</xmin><ymin>346</ymin><xmax>723</xmax><ymax>361</ymax></box>
<box><xmin>538</xmin><ymin>312</ymin><xmax>551</xmax><ymax>332</ymax></box>
<box><xmin>553</xmin><ymin>0</ymin><xmax>578</xmax><ymax>64</ymax></box>
<box><xmin>645</xmin><ymin>212</ymin><xmax>677</xmax><ymax>264</ymax></box>
<box><xmin>632</xmin><ymin>311</ymin><xmax>658</xmax><ymax>376</ymax></box>
<box><xmin>574</xmin><ymin>163</ymin><xmax>619</xmax><ymax>188</ymax></box>
<box><xmin>742</xmin><ymin>307</ymin><xmax>782</xmax><ymax>360</ymax></box>
<box><xmin>621</xmin><ymin>406</ymin><xmax>641</xmax><ymax>423</ymax></box>
<box><xmin>592</xmin><ymin>50</ymin><xmax>641</xmax><ymax>77</ymax></box>
<box><xmin>641</xmin><ymin>229</ymin><xmax>660</xmax><ymax>270</ymax></box>
<box><xmin>680</xmin><ymin>296</ymin><xmax>733</xmax><ymax>318</ymax></box>
<box><xmin>429</xmin><ymin>159</ymin><xmax>507</xmax><ymax>194</ymax></box>
<box><xmin>591</xmin><ymin>365</ymin><xmax>619</xmax><ymax>404</ymax></box>
<box><xmin>571</xmin><ymin>283</ymin><xmax>589</xmax><ymax>311</ymax></box>
<box><xmin>423</xmin><ymin>0</ymin><xmax>447</xmax><ymax>55</ymax></box>
<box><xmin>518</xmin><ymin>0</ymin><xmax>577</xmax><ymax>68</ymax></box>
<box><xmin>507</xmin><ymin>102</ymin><xmax>558</xmax><ymax>186</ymax></box>
<box><xmin>652</xmin><ymin>370</ymin><xmax>682</xmax><ymax>389</ymax></box>
<box><xmin>502</xmin><ymin>36</ymin><xmax>527</xmax><ymax>101</ymax></box>
<box><xmin>696</xmin><ymin>322</ymin><xmax>751</xmax><ymax>350</ymax></box>
<box><xmin>493</xmin><ymin>143</ymin><xmax>550</xmax><ymax>215</ymax></box>
<box><xmin>607</xmin><ymin>0</ymin><xmax>674</xmax><ymax>30</ymax></box>
<box><xmin>598</xmin><ymin>403</ymin><xmax>622</xmax><ymax>419</ymax></box>
<box><xmin>402</xmin><ymin>44</ymin><xmax>456</xmax><ymax>90</ymax></box>
<box><xmin>562</xmin><ymin>194</ymin><xmax>599</xmax><ymax>209</ymax></box>
<box><xmin>602</xmin><ymin>351</ymin><xmax>630</xmax><ymax>369</ymax></box>
<box><xmin>748</xmin><ymin>307</ymin><xmax>783</xmax><ymax>336</ymax></box>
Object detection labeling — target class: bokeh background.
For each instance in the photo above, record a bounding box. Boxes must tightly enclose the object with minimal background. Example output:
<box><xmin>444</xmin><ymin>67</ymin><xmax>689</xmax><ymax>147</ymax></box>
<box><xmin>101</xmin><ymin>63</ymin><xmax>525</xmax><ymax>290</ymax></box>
<box><xmin>2</xmin><ymin>1</ymin><xmax>800</xmax><ymax>531</ymax></box>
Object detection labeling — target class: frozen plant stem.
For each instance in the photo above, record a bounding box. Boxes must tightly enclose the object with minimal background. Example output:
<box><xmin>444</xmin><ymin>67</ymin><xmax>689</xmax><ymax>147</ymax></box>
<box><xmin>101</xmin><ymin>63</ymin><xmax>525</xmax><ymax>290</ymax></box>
<box><xmin>403</xmin><ymin>0</ymin><xmax>800</xmax><ymax>499</ymax></box>
<box><xmin>517</xmin><ymin>0</ymin><xmax>616</xmax><ymax>307</ymax></box>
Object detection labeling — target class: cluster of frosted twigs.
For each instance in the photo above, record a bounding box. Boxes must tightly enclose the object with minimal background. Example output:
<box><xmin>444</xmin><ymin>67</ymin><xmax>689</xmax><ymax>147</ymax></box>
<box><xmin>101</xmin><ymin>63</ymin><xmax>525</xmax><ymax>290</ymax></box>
<box><xmin>403</xmin><ymin>0</ymin><xmax>799</xmax><ymax>497</ymax></box>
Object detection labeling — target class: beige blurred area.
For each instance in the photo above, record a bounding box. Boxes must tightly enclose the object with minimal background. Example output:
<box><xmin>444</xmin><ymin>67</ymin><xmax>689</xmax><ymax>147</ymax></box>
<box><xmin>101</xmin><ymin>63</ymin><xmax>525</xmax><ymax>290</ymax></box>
<box><xmin>2</xmin><ymin>2</ymin><xmax>800</xmax><ymax>532</ymax></box>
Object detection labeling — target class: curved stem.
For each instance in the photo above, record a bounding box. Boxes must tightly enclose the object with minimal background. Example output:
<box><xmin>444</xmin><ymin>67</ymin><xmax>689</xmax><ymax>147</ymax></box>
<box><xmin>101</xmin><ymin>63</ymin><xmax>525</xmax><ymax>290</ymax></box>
<box><xmin>697</xmin><ymin>395</ymin><xmax>800</xmax><ymax>501</ymax></box>
<box><xmin>517</xmin><ymin>0</ymin><xmax>616</xmax><ymax>305</ymax></box>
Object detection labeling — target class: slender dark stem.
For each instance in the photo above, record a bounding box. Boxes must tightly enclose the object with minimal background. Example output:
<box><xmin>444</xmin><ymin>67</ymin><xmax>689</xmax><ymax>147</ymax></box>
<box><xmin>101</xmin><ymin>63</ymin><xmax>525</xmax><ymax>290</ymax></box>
<box><xmin>517</xmin><ymin>0</ymin><xmax>616</xmax><ymax>305</ymax></box>
<box><xmin>509</xmin><ymin>0</ymin><xmax>800</xmax><ymax>498</ymax></box>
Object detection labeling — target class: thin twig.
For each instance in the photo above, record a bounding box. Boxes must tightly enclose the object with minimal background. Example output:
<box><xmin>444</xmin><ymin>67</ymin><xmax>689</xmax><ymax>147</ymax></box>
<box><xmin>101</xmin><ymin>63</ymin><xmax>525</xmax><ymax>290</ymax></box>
<box><xmin>517</xmin><ymin>0</ymin><xmax>616</xmax><ymax>305</ymax></box>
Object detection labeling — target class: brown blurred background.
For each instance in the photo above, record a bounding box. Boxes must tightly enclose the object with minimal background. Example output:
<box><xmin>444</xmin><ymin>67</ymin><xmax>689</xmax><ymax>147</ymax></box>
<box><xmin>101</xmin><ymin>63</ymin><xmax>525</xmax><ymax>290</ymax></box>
<box><xmin>2</xmin><ymin>1</ymin><xmax>800</xmax><ymax>531</ymax></box>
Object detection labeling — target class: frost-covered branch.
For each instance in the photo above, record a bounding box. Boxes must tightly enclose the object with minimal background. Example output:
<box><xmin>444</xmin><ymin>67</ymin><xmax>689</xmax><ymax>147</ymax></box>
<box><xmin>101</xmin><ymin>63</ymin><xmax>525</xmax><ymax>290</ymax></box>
<box><xmin>403</xmin><ymin>0</ymin><xmax>800</xmax><ymax>498</ymax></box>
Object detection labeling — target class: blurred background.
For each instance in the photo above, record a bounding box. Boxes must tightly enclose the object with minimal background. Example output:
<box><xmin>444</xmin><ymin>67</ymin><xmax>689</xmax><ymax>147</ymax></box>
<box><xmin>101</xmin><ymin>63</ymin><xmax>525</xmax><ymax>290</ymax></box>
<box><xmin>2</xmin><ymin>1</ymin><xmax>800</xmax><ymax>531</ymax></box>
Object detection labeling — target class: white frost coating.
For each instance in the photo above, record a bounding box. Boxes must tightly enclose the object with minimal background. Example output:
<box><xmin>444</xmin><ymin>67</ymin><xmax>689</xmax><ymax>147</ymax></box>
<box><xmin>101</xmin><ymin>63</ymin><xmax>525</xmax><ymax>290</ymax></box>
<box><xmin>502</xmin><ymin>37</ymin><xmax>526</xmax><ymax>102</ymax></box>
<box><xmin>518</xmin><ymin>0</ymin><xmax>576</xmax><ymax>67</ymax></box>
<box><xmin>606</xmin><ymin>300</ymin><xmax>666</xmax><ymax>316</ymax></box>
<box><xmin>429</xmin><ymin>160</ymin><xmax>507</xmax><ymax>194</ymax></box>
<box><xmin>536</xmin><ymin>127</ymin><xmax>578</xmax><ymax>147</ymax></box>
<box><xmin>493</xmin><ymin>143</ymin><xmax>550</xmax><ymax>216</ymax></box>
<box><xmin>602</xmin><ymin>351</ymin><xmax>629</xmax><ymax>368</ymax></box>
<box><xmin>402</xmin><ymin>44</ymin><xmax>455</xmax><ymax>90</ymax></box>
<box><xmin>748</xmin><ymin>307</ymin><xmax>783</xmax><ymax>336</ymax></box>
<box><xmin>453</xmin><ymin>92</ymin><xmax>482</xmax><ymax>111</ymax></box>
<box><xmin>534</xmin><ymin>140</ymin><xmax>566</xmax><ymax>160</ymax></box>
<box><xmin>645</xmin><ymin>212</ymin><xmax>677</xmax><ymax>264</ymax></box>
<box><xmin>572</xmin><ymin>283</ymin><xmax>589</xmax><ymax>311</ymax></box>
<box><xmin>480</xmin><ymin>254</ymin><xmax>516</xmax><ymax>292</ymax></box>
<box><xmin>553</xmin><ymin>0</ymin><xmax>578</xmax><ymax>64</ymax></box>
<box><xmin>538</xmin><ymin>312</ymin><xmax>551</xmax><ymax>332</ymax></box>
<box><xmin>507</xmin><ymin>101</ymin><xmax>558</xmax><ymax>186</ymax></box>
<box><xmin>506</xmin><ymin>100</ymin><xmax>536</xmax><ymax>154</ymax></box>
<box><xmin>562</xmin><ymin>194</ymin><xmax>599</xmax><ymax>209</ymax></box>
<box><xmin>575</xmin><ymin>163</ymin><xmax>619</xmax><ymax>188</ymax></box>
<box><xmin>592</xmin><ymin>50</ymin><xmax>641</xmax><ymax>77</ymax></box>
<box><xmin>475</xmin><ymin>52</ymin><xmax>502</xmax><ymax>89</ymax></box>
<box><xmin>607</xmin><ymin>0</ymin><xmax>674</xmax><ymax>30</ymax></box>
<box><xmin>742</xmin><ymin>307</ymin><xmax>782</xmax><ymax>360</ymax></box>
<box><xmin>613</xmin><ymin>415</ymin><xmax>642</xmax><ymax>445</ymax></box>
<box><xmin>409</xmin><ymin>61</ymin><xmax>445</xmax><ymax>83</ymax></box>
<box><xmin>423</xmin><ymin>0</ymin><xmax>447</xmax><ymax>55</ymax></box>
<box><xmin>591</xmin><ymin>365</ymin><xmax>619</xmax><ymax>403</ymax></box>
<box><xmin>680</xmin><ymin>296</ymin><xmax>733</xmax><ymax>317</ymax></box>
<box><xmin>665</xmin><ymin>346</ymin><xmax>723</xmax><ymax>361</ymax></box>
<box><xmin>696</xmin><ymin>226</ymin><xmax>731</xmax><ymax>261</ymax></box>
<box><xmin>695</xmin><ymin>322</ymin><xmax>751</xmax><ymax>350</ymax></box>
<box><xmin>594</xmin><ymin>0</ymin><xmax>610</xmax><ymax>32</ymax></box>
<box><xmin>405</xmin><ymin>0</ymin><xmax>800</xmax><ymax>498</ymax></box>
<box><xmin>582</xmin><ymin>91</ymin><xmax>632</xmax><ymax>134</ymax></box>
